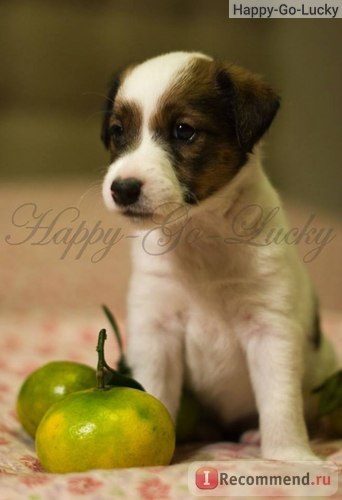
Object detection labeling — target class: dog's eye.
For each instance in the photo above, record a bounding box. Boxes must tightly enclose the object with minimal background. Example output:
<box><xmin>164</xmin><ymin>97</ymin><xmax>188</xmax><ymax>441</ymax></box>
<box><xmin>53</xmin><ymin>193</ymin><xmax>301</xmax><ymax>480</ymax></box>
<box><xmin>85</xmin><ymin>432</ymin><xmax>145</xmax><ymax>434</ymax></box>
<box><xmin>173</xmin><ymin>123</ymin><xmax>196</xmax><ymax>142</ymax></box>
<box><xmin>109</xmin><ymin>123</ymin><xmax>124</xmax><ymax>139</ymax></box>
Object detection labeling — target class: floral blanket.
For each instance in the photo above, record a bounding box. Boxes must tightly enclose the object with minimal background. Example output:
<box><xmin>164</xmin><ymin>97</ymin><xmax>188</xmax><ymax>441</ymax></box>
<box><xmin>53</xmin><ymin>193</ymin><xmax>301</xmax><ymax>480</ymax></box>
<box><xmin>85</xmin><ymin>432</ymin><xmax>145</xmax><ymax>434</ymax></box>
<box><xmin>0</xmin><ymin>182</ymin><xmax>341</xmax><ymax>498</ymax></box>
<box><xmin>0</xmin><ymin>310</ymin><xmax>341</xmax><ymax>499</ymax></box>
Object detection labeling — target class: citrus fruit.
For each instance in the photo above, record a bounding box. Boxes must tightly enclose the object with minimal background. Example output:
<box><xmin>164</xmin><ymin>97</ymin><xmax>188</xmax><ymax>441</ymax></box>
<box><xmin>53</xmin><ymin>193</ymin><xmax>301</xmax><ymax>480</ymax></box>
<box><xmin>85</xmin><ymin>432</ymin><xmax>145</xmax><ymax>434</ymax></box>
<box><xmin>36</xmin><ymin>386</ymin><xmax>175</xmax><ymax>473</ymax></box>
<box><xmin>17</xmin><ymin>361</ymin><xmax>96</xmax><ymax>437</ymax></box>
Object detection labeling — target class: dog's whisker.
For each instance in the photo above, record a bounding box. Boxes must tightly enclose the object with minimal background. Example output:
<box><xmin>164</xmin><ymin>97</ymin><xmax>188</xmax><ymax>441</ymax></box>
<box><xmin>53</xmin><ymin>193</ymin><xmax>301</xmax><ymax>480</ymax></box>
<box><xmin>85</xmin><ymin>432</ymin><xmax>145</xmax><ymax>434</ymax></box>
<box><xmin>77</xmin><ymin>182</ymin><xmax>102</xmax><ymax>210</ymax></box>
<box><xmin>82</xmin><ymin>91</ymin><xmax>116</xmax><ymax>104</ymax></box>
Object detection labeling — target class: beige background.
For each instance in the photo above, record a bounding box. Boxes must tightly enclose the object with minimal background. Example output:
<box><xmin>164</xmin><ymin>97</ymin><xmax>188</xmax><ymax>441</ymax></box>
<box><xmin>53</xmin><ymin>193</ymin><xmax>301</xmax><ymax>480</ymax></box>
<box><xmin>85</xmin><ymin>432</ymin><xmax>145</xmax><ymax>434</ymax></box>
<box><xmin>1</xmin><ymin>0</ymin><xmax>341</xmax><ymax>214</ymax></box>
<box><xmin>1</xmin><ymin>1</ymin><xmax>341</xmax><ymax>314</ymax></box>
<box><xmin>1</xmin><ymin>180</ymin><xmax>341</xmax><ymax>314</ymax></box>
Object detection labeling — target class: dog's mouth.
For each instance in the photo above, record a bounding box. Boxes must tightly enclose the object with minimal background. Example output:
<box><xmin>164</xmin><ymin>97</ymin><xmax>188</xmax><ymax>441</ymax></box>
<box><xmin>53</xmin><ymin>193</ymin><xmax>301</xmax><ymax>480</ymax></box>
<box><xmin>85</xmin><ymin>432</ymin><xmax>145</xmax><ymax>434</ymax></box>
<box><xmin>121</xmin><ymin>208</ymin><xmax>153</xmax><ymax>219</ymax></box>
<box><xmin>121</xmin><ymin>202</ymin><xmax>186</xmax><ymax>226</ymax></box>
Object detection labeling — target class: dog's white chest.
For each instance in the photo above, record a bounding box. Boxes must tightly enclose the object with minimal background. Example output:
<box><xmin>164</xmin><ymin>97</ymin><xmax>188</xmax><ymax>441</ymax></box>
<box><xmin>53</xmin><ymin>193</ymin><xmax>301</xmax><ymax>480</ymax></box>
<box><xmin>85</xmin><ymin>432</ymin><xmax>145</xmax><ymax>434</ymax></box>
<box><xmin>181</xmin><ymin>287</ymin><xmax>257</xmax><ymax>423</ymax></box>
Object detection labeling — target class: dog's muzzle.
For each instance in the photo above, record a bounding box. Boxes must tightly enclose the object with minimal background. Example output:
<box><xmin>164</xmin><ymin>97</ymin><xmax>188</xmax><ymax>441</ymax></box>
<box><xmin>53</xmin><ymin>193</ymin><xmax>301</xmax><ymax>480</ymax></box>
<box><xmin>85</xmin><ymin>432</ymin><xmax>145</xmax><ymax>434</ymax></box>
<box><xmin>110</xmin><ymin>177</ymin><xmax>142</xmax><ymax>207</ymax></box>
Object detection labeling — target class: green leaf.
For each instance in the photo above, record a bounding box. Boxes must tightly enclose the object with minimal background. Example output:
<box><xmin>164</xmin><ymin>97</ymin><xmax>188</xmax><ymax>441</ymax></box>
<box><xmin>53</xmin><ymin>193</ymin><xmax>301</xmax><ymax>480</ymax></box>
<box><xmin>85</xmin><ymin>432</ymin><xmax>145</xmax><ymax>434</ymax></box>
<box><xmin>102</xmin><ymin>304</ymin><xmax>123</xmax><ymax>353</ymax></box>
<box><xmin>105</xmin><ymin>370</ymin><xmax>145</xmax><ymax>392</ymax></box>
<box><xmin>312</xmin><ymin>370</ymin><xmax>342</xmax><ymax>417</ymax></box>
<box><xmin>96</xmin><ymin>328</ymin><xmax>145</xmax><ymax>392</ymax></box>
<box><xmin>102</xmin><ymin>304</ymin><xmax>133</xmax><ymax>376</ymax></box>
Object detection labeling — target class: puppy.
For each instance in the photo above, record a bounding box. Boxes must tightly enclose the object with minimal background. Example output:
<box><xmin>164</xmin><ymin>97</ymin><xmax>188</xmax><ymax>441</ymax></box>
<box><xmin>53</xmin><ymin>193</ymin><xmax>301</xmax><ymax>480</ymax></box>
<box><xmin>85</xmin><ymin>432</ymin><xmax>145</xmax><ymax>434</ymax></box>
<box><xmin>101</xmin><ymin>52</ymin><xmax>337</xmax><ymax>460</ymax></box>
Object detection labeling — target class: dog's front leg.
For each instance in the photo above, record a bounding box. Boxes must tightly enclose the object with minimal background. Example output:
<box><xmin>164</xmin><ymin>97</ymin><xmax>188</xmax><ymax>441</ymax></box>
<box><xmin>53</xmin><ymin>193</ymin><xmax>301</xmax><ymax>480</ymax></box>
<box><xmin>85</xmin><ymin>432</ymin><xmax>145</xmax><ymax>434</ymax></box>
<box><xmin>126</xmin><ymin>302</ymin><xmax>184</xmax><ymax>422</ymax></box>
<box><xmin>243</xmin><ymin>321</ymin><xmax>317</xmax><ymax>461</ymax></box>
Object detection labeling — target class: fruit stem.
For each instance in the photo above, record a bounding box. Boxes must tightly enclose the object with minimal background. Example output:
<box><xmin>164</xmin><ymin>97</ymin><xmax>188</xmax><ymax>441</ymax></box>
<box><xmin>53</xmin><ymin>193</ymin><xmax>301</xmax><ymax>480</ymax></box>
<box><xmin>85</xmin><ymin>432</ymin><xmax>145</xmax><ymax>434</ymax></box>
<box><xmin>95</xmin><ymin>328</ymin><xmax>145</xmax><ymax>392</ymax></box>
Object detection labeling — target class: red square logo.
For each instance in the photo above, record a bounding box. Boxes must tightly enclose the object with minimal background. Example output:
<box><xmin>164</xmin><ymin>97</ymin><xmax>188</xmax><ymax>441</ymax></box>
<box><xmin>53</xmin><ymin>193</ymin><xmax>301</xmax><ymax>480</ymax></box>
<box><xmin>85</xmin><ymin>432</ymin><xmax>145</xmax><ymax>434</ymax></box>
<box><xmin>195</xmin><ymin>466</ymin><xmax>219</xmax><ymax>489</ymax></box>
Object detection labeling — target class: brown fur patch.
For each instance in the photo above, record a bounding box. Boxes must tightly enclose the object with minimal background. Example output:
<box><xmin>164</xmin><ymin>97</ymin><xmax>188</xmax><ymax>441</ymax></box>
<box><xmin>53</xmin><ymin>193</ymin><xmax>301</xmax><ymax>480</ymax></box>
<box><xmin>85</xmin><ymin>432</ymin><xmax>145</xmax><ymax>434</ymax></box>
<box><xmin>148</xmin><ymin>57</ymin><xmax>279</xmax><ymax>202</ymax></box>
<box><xmin>101</xmin><ymin>55</ymin><xmax>279</xmax><ymax>204</ymax></box>
<box><xmin>217</xmin><ymin>63</ymin><xmax>280</xmax><ymax>153</ymax></box>
<box><xmin>149</xmin><ymin>58</ymin><xmax>244</xmax><ymax>202</ymax></box>
<box><xmin>107</xmin><ymin>99</ymin><xmax>143</xmax><ymax>161</ymax></box>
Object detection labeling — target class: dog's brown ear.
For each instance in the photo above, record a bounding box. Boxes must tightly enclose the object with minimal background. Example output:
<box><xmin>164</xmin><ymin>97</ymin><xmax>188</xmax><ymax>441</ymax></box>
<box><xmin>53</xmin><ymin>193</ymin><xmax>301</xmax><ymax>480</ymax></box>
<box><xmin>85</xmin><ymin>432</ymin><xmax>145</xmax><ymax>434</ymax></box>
<box><xmin>101</xmin><ymin>76</ymin><xmax>121</xmax><ymax>149</ymax></box>
<box><xmin>216</xmin><ymin>64</ymin><xmax>280</xmax><ymax>153</ymax></box>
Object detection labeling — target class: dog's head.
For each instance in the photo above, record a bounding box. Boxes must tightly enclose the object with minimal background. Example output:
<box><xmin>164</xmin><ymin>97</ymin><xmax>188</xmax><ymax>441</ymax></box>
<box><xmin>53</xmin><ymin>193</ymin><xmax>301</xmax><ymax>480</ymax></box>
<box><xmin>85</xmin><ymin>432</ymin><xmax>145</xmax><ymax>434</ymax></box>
<box><xmin>101</xmin><ymin>52</ymin><xmax>279</xmax><ymax>221</ymax></box>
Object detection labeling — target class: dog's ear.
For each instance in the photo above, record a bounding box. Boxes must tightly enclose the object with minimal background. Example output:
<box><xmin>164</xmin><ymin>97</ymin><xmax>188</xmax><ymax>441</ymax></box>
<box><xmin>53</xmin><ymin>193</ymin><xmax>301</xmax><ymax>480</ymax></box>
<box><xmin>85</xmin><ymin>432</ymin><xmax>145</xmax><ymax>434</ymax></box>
<box><xmin>216</xmin><ymin>64</ymin><xmax>280</xmax><ymax>153</ymax></box>
<box><xmin>101</xmin><ymin>76</ymin><xmax>121</xmax><ymax>149</ymax></box>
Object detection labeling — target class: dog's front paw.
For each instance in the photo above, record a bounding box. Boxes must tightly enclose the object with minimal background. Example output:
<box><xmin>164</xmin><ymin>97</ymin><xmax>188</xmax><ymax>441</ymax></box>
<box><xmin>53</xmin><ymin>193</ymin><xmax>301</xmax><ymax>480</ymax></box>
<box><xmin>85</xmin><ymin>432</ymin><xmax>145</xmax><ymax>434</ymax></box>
<box><xmin>263</xmin><ymin>447</ymin><xmax>319</xmax><ymax>462</ymax></box>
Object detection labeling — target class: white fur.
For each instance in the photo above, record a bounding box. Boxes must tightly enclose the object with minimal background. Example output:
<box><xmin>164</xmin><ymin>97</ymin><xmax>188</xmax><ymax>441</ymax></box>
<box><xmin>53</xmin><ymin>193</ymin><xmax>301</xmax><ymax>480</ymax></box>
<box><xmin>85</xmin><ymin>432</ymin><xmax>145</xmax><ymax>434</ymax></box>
<box><xmin>102</xmin><ymin>133</ymin><xmax>184</xmax><ymax>218</ymax></box>
<box><xmin>118</xmin><ymin>51</ymin><xmax>211</xmax><ymax>128</ymax></box>
<box><xmin>102</xmin><ymin>53</ymin><xmax>338</xmax><ymax>461</ymax></box>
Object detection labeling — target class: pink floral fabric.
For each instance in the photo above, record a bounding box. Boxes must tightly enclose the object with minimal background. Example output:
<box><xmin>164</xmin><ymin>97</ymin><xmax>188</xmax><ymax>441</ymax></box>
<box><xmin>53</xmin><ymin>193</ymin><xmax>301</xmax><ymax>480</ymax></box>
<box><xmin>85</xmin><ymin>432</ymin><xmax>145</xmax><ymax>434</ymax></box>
<box><xmin>0</xmin><ymin>310</ymin><xmax>341</xmax><ymax>499</ymax></box>
<box><xmin>0</xmin><ymin>183</ymin><xmax>341</xmax><ymax>498</ymax></box>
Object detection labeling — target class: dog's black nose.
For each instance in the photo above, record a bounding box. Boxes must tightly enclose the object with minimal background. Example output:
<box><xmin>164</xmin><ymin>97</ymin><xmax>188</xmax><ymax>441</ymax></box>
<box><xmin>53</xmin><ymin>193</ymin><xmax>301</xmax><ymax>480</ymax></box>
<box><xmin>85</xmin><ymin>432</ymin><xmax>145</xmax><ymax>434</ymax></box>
<box><xmin>110</xmin><ymin>178</ymin><xmax>143</xmax><ymax>206</ymax></box>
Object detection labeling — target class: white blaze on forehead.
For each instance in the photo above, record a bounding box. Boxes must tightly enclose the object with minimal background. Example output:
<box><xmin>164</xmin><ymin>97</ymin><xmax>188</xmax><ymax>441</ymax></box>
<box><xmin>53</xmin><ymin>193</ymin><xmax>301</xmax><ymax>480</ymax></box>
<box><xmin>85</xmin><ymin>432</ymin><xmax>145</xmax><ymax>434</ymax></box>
<box><xmin>118</xmin><ymin>51</ymin><xmax>212</xmax><ymax>125</ymax></box>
